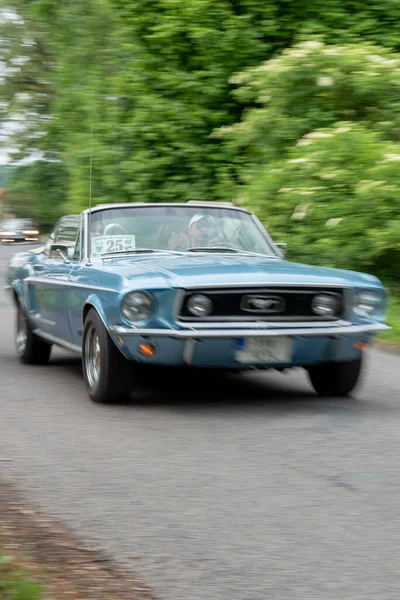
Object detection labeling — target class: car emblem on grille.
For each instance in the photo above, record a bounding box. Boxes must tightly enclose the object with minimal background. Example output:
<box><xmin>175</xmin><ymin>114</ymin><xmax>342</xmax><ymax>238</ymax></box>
<box><xmin>241</xmin><ymin>294</ymin><xmax>285</xmax><ymax>313</ymax></box>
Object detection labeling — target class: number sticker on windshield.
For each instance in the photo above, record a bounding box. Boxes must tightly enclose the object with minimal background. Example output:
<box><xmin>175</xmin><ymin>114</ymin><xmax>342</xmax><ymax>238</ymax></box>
<box><xmin>91</xmin><ymin>235</ymin><xmax>136</xmax><ymax>256</ymax></box>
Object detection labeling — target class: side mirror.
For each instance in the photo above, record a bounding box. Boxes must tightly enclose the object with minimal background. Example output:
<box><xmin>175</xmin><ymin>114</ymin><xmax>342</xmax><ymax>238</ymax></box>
<box><xmin>49</xmin><ymin>243</ymin><xmax>70</xmax><ymax>263</ymax></box>
<box><xmin>276</xmin><ymin>242</ymin><xmax>287</xmax><ymax>256</ymax></box>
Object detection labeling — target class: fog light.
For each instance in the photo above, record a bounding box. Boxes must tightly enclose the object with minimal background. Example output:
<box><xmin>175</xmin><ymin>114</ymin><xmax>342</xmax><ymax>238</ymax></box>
<box><xmin>187</xmin><ymin>294</ymin><xmax>213</xmax><ymax>317</ymax></box>
<box><xmin>139</xmin><ymin>343</ymin><xmax>155</xmax><ymax>357</ymax></box>
<box><xmin>312</xmin><ymin>293</ymin><xmax>338</xmax><ymax>317</ymax></box>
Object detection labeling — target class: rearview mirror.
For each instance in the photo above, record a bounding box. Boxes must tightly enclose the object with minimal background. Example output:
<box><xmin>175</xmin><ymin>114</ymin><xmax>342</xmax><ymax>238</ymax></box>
<box><xmin>276</xmin><ymin>242</ymin><xmax>287</xmax><ymax>255</ymax></box>
<box><xmin>49</xmin><ymin>243</ymin><xmax>70</xmax><ymax>263</ymax></box>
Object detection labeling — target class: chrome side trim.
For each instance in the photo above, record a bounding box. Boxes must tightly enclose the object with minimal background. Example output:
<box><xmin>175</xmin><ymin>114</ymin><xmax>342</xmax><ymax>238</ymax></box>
<box><xmin>30</xmin><ymin>315</ymin><xmax>56</xmax><ymax>327</ymax></box>
<box><xmin>33</xmin><ymin>329</ymin><xmax>82</xmax><ymax>354</ymax></box>
<box><xmin>108</xmin><ymin>322</ymin><xmax>390</xmax><ymax>339</ymax></box>
<box><xmin>24</xmin><ymin>276</ymin><xmax>111</xmax><ymax>293</ymax></box>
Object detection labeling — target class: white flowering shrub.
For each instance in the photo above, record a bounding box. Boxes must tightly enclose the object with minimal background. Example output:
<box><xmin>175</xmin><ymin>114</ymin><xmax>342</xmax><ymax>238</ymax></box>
<box><xmin>244</xmin><ymin>124</ymin><xmax>400</xmax><ymax>277</ymax></box>
<box><xmin>217</xmin><ymin>41</ymin><xmax>400</xmax><ymax>279</ymax></box>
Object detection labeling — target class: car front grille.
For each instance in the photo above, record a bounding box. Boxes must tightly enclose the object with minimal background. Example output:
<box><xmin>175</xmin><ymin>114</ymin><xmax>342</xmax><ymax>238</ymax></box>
<box><xmin>177</xmin><ymin>287</ymin><xmax>346</xmax><ymax>322</ymax></box>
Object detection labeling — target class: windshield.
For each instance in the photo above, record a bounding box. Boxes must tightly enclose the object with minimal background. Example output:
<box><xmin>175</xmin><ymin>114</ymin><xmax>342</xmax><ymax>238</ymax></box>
<box><xmin>89</xmin><ymin>205</ymin><xmax>277</xmax><ymax>257</ymax></box>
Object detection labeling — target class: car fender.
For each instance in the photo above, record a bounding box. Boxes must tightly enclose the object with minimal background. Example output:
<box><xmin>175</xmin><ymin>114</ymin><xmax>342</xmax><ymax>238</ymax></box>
<box><xmin>8</xmin><ymin>279</ymin><xmax>29</xmax><ymax>313</ymax></box>
<box><xmin>81</xmin><ymin>293</ymin><xmax>134</xmax><ymax>360</ymax></box>
<box><xmin>82</xmin><ymin>293</ymin><xmax>110</xmax><ymax>329</ymax></box>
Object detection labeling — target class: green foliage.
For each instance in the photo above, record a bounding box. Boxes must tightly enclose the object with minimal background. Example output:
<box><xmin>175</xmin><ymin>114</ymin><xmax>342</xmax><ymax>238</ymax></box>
<box><xmin>380</xmin><ymin>294</ymin><xmax>400</xmax><ymax>344</ymax></box>
<box><xmin>0</xmin><ymin>167</ymin><xmax>10</xmax><ymax>188</ymax></box>
<box><xmin>5</xmin><ymin>1</ymin><xmax>400</xmax><ymax>213</ymax></box>
<box><xmin>218</xmin><ymin>42</ymin><xmax>400</xmax><ymax>280</ymax></box>
<box><xmin>0</xmin><ymin>553</ymin><xmax>43</xmax><ymax>600</ymax></box>
<box><xmin>0</xmin><ymin>3</ymin><xmax>54</xmax><ymax>159</ymax></box>
<box><xmin>6</xmin><ymin>162</ymin><xmax>68</xmax><ymax>228</ymax></box>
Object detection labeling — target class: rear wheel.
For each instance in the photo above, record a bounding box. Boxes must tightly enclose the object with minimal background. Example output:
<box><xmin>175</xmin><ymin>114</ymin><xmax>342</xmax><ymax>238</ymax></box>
<box><xmin>16</xmin><ymin>303</ymin><xmax>52</xmax><ymax>365</ymax></box>
<box><xmin>82</xmin><ymin>309</ymin><xmax>134</xmax><ymax>403</ymax></box>
<box><xmin>307</xmin><ymin>357</ymin><xmax>362</xmax><ymax>397</ymax></box>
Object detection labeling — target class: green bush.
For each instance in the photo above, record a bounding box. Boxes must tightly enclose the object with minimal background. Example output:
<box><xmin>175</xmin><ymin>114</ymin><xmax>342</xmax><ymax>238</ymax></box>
<box><xmin>218</xmin><ymin>41</ymin><xmax>400</xmax><ymax>280</ymax></box>
<box><xmin>0</xmin><ymin>554</ymin><xmax>43</xmax><ymax>600</ymax></box>
<box><xmin>7</xmin><ymin>1</ymin><xmax>400</xmax><ymax>213</ymax></box>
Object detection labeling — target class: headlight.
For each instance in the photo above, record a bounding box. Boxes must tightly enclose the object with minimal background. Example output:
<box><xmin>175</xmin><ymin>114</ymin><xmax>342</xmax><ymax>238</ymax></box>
<box><xmin>187</xmin><ymin>294</ymin><xmax>213</xmax><ymax>317</ymax></box>
<box><xmin>354</xmin><ymin>290</ymin><xmax>382</xmax><ymax>317</ymax></box>
<box><xmin>23</xmin><ymin>230</ymin><xmax>39</xmax><ymax>235</ymax></box>
<box><xmin>311</xmin><ymin>293</ymin><xmax>338</xmax><ymax>317</ymax></box>
<box><xmin>122</xmin><ymin>291</ymin><xmax>153</xmax><ymax>322</ymax></box>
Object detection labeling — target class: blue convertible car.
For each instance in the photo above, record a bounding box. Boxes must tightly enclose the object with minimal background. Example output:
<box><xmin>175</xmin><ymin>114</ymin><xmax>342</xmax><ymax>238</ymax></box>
<box><xmin>6</xmin><ymin>201</ymin><xmax>389</xmax><ymax>402</ymax></box>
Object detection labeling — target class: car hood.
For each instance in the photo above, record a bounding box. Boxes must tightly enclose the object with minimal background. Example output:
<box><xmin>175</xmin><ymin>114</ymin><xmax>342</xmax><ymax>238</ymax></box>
<box><xmin>101</xmin><ymin>253</ymin><xmax>381</xmax><ymax>289</ymax></box>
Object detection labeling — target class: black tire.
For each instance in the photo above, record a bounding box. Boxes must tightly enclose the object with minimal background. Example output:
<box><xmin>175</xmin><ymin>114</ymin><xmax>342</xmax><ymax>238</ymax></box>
<box><xmin>307</xmin><ymin>357</ymin><xmax>363</xmax><ymax>397</ymax></box>
<box><xmin>16</xmin><ymin>302</ymin><xmax>52</xmax><ymax>365</ymax></box>
<box><xmin>82</xmin><ymin>308</ymin><xmax>134</xmax><ymax>403</ymax></box>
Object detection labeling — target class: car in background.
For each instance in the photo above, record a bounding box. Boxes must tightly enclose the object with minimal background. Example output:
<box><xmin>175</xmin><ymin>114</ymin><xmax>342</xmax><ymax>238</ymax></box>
<box><xmin>6</xmin><ymin>202</ymin><xmax>390</xmax><ymax>403</ymax></box>
<box><xmin>0</xmin><ymin>218</ymin><xmax>40</xmax><ymax>243</ymax></box>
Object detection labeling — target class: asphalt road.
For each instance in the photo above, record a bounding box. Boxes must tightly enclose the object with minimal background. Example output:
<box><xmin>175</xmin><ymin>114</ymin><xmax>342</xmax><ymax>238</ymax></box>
<box><xmin>1</xmin><ymin>243</ymin><xmax>400</xmax><ymax>600</ymax></box>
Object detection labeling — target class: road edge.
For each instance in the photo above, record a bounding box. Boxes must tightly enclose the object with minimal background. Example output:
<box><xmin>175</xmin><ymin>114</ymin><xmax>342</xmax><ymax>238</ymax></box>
<box><xmin>0</xmin><ymin>474</ymin><xmax>156</xmax><ymax>600</ymax></box>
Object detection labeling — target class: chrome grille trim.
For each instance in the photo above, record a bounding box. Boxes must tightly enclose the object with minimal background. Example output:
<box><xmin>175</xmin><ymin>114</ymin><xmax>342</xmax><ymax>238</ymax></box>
<box><xmin>176</xmin><ymin>286</ymin><xmax>346</xmax><ymax>322</ymax></box>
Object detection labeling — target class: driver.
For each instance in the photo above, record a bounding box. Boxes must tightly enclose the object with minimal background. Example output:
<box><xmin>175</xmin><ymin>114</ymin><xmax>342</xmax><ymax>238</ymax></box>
<box><xmin>156</xmin><ymin>224</ymin><xmax>189</xmax><ymax>251</ymax></box>
<box><xmin>103</xmin><ymin>223</ymin><xmax>127</xmax><ymax>236</ymax></box>
<box><xmin>188</xmin><ymin>213</ymin><xmax>222</xmax><ymax>247</ymax></box>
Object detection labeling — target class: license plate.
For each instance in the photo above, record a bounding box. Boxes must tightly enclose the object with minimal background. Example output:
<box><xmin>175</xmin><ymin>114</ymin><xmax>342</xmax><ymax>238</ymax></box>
<box><xmin>235</xmin><ymin>336</ymin><xmax>292</xmax><ymax>364</ymax></box>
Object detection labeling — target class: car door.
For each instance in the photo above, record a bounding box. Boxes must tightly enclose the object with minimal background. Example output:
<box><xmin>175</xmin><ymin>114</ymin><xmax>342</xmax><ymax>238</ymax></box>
<box><xmin>66</xmin><ymin>216</ymin><xmax>88</xmax><ymax>348</ymax></box>
<box><xmin>29</xmin><ymin>216</ymin><xmax>80</xmax><ymax>342</ymax></box>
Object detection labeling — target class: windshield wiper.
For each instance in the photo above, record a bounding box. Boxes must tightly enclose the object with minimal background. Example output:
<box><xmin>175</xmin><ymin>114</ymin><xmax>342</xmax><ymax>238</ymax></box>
<box><xmin>186</xmin><ymin>246</ymin><xmax>238</xmax><ymax>253</ymax></box>
<box><xmin>101</xmin><ymin>248</ymin><xmax>182</xmax><ymax>257</ymax></box>
<box><xmin>185</xmin><ymin>246</ymin><xmax>280</xmax><ymax>258</ymax></box>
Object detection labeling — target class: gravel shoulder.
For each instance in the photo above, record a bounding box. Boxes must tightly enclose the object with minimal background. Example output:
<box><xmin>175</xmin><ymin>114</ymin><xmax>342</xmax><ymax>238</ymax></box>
<box><xmin>374</xmin><ymin>341</ymin><xmax>400</xmax><ymax>356</ymax></box>
<box><xmin>0</xmin><ymin>475</ymin><xmax>155</xmax><ymax>600</ymax></box>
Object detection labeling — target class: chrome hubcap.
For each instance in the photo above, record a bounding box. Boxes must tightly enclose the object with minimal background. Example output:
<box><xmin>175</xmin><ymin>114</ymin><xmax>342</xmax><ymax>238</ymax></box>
<box><xmin>85</xmin><ymin>324</ymin><xmax>101</xmax><ymax>389</ymax></box>
<box><xmin>16</xmin><ymin>308</ymin><xmax>28</xmax><ymax>355</ymax></box>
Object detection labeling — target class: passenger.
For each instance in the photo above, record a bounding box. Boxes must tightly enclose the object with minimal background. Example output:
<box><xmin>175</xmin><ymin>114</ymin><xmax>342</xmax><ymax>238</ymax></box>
<box><xmin>156</xmin><ymin>224</ymin><xmax>189</xmax><ymax>251</ymax></box>
<box><xmin>188</xmin><ymin>214</ymin><xmax>222</xmax><ymax>247</ymax></box>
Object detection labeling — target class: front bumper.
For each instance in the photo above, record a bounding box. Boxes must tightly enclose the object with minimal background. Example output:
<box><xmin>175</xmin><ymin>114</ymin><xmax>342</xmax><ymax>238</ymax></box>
<box><xmin>109</xmin><ymin>321</ymin><xmax>390</xmax><ymax>368</ymax></box>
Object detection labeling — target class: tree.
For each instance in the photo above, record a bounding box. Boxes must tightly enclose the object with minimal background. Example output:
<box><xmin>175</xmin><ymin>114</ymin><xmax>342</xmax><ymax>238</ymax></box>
<box><xmin>217</xmin><ymin>41</ymin><xmax>400</xmax><ymax>279</ymax></box>
<box><xmin>4</xmin><ymin>1</ymin><xmax>400</xmax><ymax>218</ymax></box>
<box><xmin>0</xmin><ymin>166</ymin><xmax>10</xmax><ymax>187</ymax></box>
<box><xmin>6</xmin><ymin>161</ymin><xmax>68</xmax><ymax>228</ymax></box>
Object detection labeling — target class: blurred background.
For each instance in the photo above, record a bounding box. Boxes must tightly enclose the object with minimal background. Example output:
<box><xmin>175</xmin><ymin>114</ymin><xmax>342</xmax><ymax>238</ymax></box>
<box><xmin>0</xmin><ymin>0</ymin><xmax>399</xmax><ymax>341</ymax></box>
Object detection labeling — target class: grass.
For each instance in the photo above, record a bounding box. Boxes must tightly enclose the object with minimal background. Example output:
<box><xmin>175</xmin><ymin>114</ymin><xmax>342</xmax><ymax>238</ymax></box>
<box><xmin>379</xmin><ymin>294</ymin><xmax>400</xmax><ymax>345</ymax></box>
<box><xmin>0</xmin><ymin>553</ymin><xmax>43</xmax><ymax>600</ymax></box>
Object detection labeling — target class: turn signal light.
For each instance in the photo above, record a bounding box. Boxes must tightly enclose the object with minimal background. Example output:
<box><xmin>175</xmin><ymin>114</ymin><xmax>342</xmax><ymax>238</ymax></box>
<box><xmin>353</xmin><ymin>341</ymin><xmax>370</xmax><ymax>351</ymax></box>
<box><xmin>139</xmin><ymin>343</ymin><xmax>155</xmax><ymax>357</ymax></box>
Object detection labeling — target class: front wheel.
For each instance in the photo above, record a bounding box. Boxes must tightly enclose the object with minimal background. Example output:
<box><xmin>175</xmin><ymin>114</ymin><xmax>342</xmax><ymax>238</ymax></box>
<box><xmin>82</xmin><ymin>309</ymin><xmax>134</xmax><ymax>403</ymax></box>
<box><xmin>307</xmin><ymin>357</ymin><xmax>363</xmax><ymax>397</ymax></box>
<box><xmin>16</xmin><ymin>303</ymin><xmax>52</xmax><ymax>365</ymax></box>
